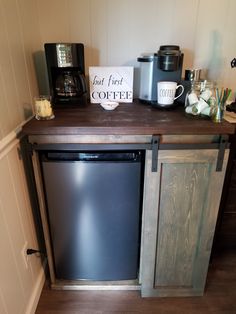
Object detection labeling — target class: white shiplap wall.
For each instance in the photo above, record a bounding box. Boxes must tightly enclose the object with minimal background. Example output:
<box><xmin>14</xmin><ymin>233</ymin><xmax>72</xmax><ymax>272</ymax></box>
<box><xmin>0</xmin><ymin>139</ymin><xmax>45</xmax><ymax>314</ymax></box>
<box><xmin>0</xmin><ymin>1</ymin><xmax>44</xmax><ymax>313</ymax></box>
<box><xmin>36</xmin><ymin>0</ymin><xmax>236</xmax><ymax>97</ymax></box>
<box><xmin>0</xmin><ymin>0</ymin><xmax>41</xmax><ymax>141</ymax></box>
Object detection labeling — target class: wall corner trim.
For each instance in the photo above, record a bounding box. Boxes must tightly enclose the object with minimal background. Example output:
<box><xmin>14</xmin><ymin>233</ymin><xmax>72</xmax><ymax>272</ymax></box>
<box><xmin>25</xmin><ymin>259</ymin><xmax>46</xmax><ymax>314</ymax></box>
<box><xmin>0</xmin><ymin>117</ymin><xmax>33</xmax><ymax>158</ymax></box>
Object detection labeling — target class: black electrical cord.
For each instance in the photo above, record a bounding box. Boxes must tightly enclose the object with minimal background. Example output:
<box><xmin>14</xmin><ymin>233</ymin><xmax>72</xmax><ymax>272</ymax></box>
<box><xmin>26</xmin><ymin>248</ymin><xmax>47</xmax><ymax>257</ymax></box>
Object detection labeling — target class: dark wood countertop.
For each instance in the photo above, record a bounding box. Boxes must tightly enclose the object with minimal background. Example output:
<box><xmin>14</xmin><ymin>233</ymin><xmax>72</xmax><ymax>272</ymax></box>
<box><xmin>22</xmin><ymin>101</ymin><xmax>235</xmax><ymax>136</ymax></box>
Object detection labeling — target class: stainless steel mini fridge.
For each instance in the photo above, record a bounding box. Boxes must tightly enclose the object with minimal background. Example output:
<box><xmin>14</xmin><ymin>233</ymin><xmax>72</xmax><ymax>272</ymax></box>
<box><xmin>40</xmin><ymin>150</ymin><xmax>144</xmax><ymax>281</ymax></box>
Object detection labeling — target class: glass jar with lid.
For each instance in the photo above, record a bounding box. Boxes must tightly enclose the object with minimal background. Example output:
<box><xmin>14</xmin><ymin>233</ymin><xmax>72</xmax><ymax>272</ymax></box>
<box><xmin>185</xmin><ymin>80</ymin><xmax>216</xmax><ymax>117</ymax></box>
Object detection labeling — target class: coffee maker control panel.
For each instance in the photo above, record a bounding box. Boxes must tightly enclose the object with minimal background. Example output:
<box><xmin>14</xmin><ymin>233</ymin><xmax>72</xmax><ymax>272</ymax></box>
<box><xmin>56</xmin><ymin>44</ymin><xmax>73</xmax><ymax>67</ymax></box>
<box><xmin>45</xmin><ymin>42</ymin><xmax>87</xmax><ymax>105</ymax></box>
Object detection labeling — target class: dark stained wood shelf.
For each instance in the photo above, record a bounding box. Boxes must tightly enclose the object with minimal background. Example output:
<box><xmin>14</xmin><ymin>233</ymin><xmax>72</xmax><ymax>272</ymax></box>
<box><xmin>22</xmin><ymin>101</ymin><xmax>235</xmax><ymax>136</ymax></box>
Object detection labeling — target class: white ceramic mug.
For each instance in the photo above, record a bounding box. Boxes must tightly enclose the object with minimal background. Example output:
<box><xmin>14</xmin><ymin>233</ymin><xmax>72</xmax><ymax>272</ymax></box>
<box><xmin>157</xmin><ymin>81</ymin><xmax>184</xmax><ymax>106</ymax></box>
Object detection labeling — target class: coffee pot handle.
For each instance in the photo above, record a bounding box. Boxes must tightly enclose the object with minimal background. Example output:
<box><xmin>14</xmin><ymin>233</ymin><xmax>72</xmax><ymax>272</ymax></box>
<box><xmin>78</xmin><ymin>73</ymin><xmax>87</xmax><ymax>94</ymax></box>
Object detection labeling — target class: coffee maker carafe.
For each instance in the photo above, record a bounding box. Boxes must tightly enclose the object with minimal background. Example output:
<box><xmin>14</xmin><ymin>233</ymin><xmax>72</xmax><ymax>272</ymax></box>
<box><xmin>137</xmin><ymin>45</ymin><xmax>184</xmax><ymax>105</ymax></box>
<box><xmin>44</xmin><ymin>43</ymin><xmax>87</xmax><ymax>105</ymax></box>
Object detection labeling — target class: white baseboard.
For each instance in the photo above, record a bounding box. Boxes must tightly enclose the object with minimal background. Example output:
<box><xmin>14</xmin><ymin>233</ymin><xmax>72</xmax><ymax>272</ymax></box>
<box><xmin>25</xmin><ymin>261</ymin><xmax>46</xmax><ymax>314</ymax></box>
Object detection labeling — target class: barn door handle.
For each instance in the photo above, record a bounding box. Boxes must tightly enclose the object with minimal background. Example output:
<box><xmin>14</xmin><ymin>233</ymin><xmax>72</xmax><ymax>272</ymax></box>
<box><xmin>216</xmin><ymin>135</ymin><xmax>228</xmax><ymax>172</ymax></box>
<box><xmin>151</xmin><ymin>135</ymin><xmax>160</xmax><ymax>172</ymax></box>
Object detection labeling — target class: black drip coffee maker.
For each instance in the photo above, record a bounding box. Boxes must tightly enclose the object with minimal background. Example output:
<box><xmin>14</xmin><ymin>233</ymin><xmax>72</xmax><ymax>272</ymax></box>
<box><xmin>44</xmin><ymin>43</ymin><xmax>87</xmax><ymax>105</ymax></box>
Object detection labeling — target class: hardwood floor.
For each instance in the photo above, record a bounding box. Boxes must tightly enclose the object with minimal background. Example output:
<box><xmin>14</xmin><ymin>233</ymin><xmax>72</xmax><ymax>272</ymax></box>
<box><xmin>36</xmin><ymin>247</ymin><xmax>236</xmax><ymax>314</ymax></box>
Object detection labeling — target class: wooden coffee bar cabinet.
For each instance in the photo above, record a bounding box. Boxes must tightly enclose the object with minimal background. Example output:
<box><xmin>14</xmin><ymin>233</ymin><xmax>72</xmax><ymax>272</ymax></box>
<box><xmin>22</xmin><ymin>101</ymin><xmax>235</xmax><ymax>297</ymax></box>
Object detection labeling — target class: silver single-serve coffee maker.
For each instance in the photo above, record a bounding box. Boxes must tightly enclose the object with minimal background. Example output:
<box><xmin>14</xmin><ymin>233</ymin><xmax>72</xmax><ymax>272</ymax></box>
<box><xmin>137</xmin><ymin>45</ymin><xmax>184</xmax><ymax>105</ymax></box>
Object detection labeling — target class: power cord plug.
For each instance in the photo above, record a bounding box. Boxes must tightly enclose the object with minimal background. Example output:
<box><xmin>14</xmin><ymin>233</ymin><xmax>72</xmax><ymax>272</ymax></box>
<box><xmin>26</xmin><ymin>249</ymin><xmax>47</xmax><ymax>258</ymax></box>
<box><xmin>26</xmin><ymin>249</ymin><xmax>40</xmax><ymax>255</ymax></box>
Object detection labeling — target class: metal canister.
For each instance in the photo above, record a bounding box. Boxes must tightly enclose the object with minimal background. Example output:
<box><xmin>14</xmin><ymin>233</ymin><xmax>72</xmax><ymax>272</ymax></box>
<box><xmin>184</xmin><ymin>69</ymin><xmax>201</xmax><ymax>82</ymax></box>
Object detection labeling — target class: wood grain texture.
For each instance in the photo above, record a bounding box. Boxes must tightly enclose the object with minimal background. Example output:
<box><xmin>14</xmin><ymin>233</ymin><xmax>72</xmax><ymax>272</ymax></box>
<box><xmin>139</xmin><ymin>150</ymin><xmax>160</xmax><ymax>290</ymax></box>
<box><xmin>22</xmin><ymin>101</ymin><xmax>235</xmax><ymax>136</ymax></box>
<box><xmin>32</xmin><ymin>151</ymin><xmax>56</xmax><ymax>284</ymax></box>
<box><xmin>141</xmin><ymin>149</ymin><xmax>229</xmax><ymax>297</ymax></box>
<box><xmin>155</xmin><ymin>162</ymin><xmax>211</xmax><ymax>287</ymax></box>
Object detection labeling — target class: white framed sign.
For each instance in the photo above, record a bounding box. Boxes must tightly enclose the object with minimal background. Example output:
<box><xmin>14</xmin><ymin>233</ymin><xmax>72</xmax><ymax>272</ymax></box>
<box><xmin>89</xmin><ymin>66</ymin><xmax>133</xmax><ymax>103</ymax></box>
